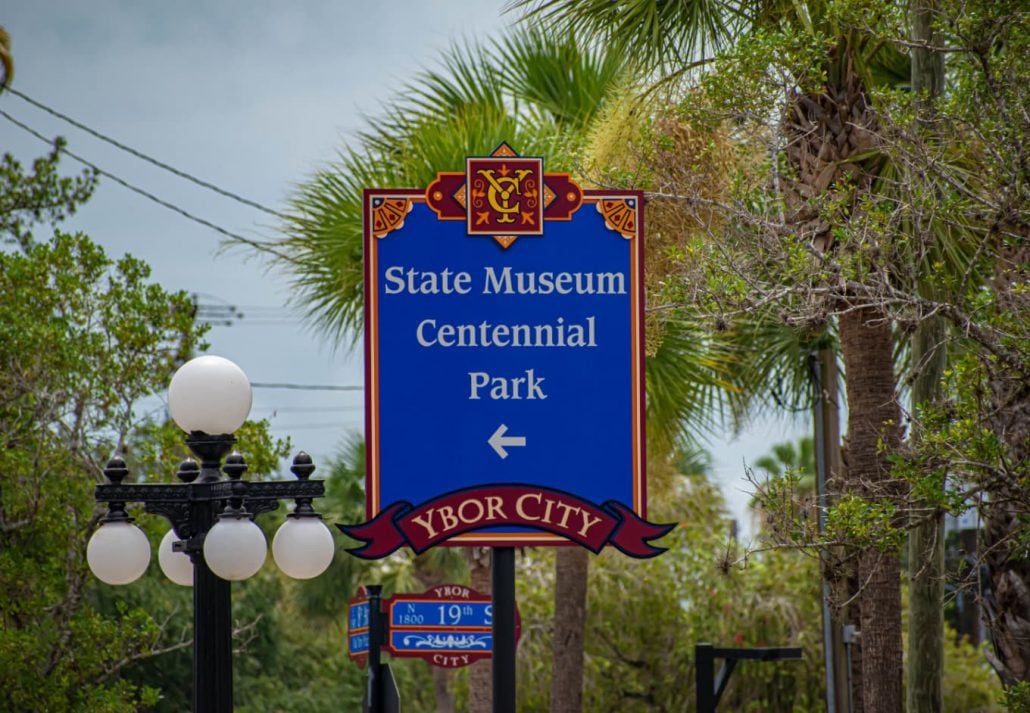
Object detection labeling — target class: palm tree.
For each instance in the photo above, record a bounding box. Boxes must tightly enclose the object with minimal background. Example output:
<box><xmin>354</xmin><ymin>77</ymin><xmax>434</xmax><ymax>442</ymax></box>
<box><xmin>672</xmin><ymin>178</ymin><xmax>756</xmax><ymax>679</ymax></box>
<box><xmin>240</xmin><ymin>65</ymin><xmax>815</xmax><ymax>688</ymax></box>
<box><xmin>748</xmin><ymin>437</ymin><xmax>818</xmax><ymax>540</ymax></box>
<box><xmin>905</xmin><ymin>2</ymin><xmax>948</xmax><ymax>708</ymax></box>
<box><xmin>507</xmin><ymin>2</ymin><xmax>961</xmax><ymax>710</ymax></box>
<box><xmin>283</xmin><ymin>31</ymin><xmax>634</xmax><ymax>713</ymax></box>
<box><xmin>754</xmin><ymin>437</ymin><xmax>816</xmax><ymax>492</ymax></box>
<box><xmin>263</xmin><ymin>25</ymin><xmax>750</xmax><ymax>712</ymax></box>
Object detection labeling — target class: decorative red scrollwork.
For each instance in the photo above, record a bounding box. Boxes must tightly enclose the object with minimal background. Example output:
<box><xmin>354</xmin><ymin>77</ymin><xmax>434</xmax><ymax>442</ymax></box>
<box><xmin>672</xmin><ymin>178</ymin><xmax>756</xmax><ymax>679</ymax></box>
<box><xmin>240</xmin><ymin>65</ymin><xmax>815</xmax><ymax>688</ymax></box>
<box><xmin>371</xmin><ymin>197</ymin><xmax>412</xmax><ymax>238</ymax></box>
<box><xmin>596</xmin><ymin>198</ymin><xmax>638</xmax><ymax>239</ymax></box>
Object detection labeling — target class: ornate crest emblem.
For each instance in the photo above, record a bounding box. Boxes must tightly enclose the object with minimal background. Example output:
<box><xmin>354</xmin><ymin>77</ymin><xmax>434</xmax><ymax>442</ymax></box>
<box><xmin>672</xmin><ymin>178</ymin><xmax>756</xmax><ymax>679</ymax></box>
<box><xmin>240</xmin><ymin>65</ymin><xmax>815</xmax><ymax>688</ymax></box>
<box><xmin>466</xmin><ymin>143</ymin><xmax>543</xmax><ymax>237</ymax></box>
<box><xmin>424</xmin><ymin>142</ymin><xmax>585</xmax><ymax>248</ymax></box>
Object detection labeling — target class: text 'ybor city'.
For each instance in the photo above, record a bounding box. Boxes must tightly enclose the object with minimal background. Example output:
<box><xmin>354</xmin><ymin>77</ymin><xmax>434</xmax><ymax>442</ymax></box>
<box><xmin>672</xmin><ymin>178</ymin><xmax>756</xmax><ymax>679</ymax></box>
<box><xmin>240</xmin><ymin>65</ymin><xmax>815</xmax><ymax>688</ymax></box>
<box><xmin>408</xmin><ymin>491</ymin><xmax>603</xmax><ymax>541</ymax></box>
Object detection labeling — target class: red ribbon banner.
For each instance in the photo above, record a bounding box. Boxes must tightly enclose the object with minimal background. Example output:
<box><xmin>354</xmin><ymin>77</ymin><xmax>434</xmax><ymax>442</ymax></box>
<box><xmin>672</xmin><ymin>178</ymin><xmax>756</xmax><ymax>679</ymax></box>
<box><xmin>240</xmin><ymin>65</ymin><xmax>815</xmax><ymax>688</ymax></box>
<box><xmin>338</xmin><ymin>486</ymin><xmax>674</xmax><ymax>559</ymax></box>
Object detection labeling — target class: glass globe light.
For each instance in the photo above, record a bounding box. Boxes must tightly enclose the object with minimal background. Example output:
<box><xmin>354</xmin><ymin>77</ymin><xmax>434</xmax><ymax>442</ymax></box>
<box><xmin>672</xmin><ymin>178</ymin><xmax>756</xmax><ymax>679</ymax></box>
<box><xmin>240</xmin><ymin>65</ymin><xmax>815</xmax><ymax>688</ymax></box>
<box><xmin>87</xmin><ymin>521</ymin><xmax>151</xmax><ymax>585</ymax></box>
<box><xmin>203</xmin><ymin>516</ymin><xmax>266</xmax><ymax>581</ymax></box>
<box><xmin>272</xmin><ymin>517</ymin><xmax>335</xmax><ymax>579</ymax></box>
<box><xmin>158</xmin><ymin>529</ymin><xmax>194</xmax><ymax>586</ymax></box>
<box><xmin>168</xmin><ymin>355</ymin><xmax>252</xmax><ymax>435</ymax></box>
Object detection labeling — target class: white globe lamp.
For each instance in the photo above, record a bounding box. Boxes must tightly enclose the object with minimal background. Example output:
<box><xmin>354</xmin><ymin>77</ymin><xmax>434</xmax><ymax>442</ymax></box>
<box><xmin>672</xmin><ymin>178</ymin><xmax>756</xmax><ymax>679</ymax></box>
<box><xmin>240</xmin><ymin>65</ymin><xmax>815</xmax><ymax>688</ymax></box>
<box><xmin>203</xmin><ymin>516</ymin><xmax>267</xmax><ymax>581</ymax></box>
<box><xmin>87</xmin><ymin>521</ymin><xmax>151</xmax><ymax>585</ymax></box>
<box><xmin>158</xmin><ymin>528</ymin><xmax>194</xmax><ymax>586</ymax></box>
<box><xmin>168</xmin><ymin>355</ymin><xmax>252</xmax><ymax>435</ymax></box>
<box><xmin>272</xmin><ymin>516</ymin><xmax>336</xmax><ymax>579</ymax></box>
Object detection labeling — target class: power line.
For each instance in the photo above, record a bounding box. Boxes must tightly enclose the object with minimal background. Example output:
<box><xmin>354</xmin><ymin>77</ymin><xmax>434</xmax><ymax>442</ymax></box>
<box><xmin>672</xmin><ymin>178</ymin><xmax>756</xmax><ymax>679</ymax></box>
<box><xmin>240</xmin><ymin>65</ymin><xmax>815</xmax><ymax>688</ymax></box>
<box><xmin>254</xmin><ymin>406</ymin><xmax>363</xmax><ymax>413</ymax></box>
<box><xmin>267</xmin><ymin>422</ymin><xmax>360</xmax><ymax>431</ymax></box>
<box><xmin>0</xmin><ymin>108</ymin><xmax>299</xmax><ymax>265</ymax></box>
<box><xmin>251</xmin><ymin>382</ymin><xmax>363</xmax><ymax>392</ymax></box>
<box><xmin>3</xmin><ymin>85</ymin><xmax>288</xmax><ymax>220</ymax></box>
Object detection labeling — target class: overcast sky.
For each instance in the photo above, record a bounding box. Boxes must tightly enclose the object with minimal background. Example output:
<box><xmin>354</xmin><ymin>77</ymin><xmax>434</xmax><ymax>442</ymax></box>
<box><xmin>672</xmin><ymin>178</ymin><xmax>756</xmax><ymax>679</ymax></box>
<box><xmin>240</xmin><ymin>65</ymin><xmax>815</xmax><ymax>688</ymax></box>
<box><xmin>2</xmin><ymin>1</ymin><xmax>805</xmax><ymax>533</ymax></box>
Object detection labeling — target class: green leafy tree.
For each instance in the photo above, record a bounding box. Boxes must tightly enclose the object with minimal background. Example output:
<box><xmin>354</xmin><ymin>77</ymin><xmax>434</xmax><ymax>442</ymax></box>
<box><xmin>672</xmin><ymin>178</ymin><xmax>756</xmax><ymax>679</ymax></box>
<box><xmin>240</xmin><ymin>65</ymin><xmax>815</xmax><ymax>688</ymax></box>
<box><xmin>514</xmin><ymin>3</ymin><xmax>911</xmax><ymax>707</ymax></box>
<box><xmin>0</xmin><ymin>145</ymin><xmax>204</xmax><ymax>711</ymax></box>
<box><xmin>514</xmin><ymin>2</ymin><xmax>1027</xmax><ymax>711</ymax></box>
<box><xmin>513</xmin><ymin>450</ymin><xmax>827</xmax><ymax>712</ymax></box>
<box><xmin>749</xmin><ymin>437</ymin><xmax>817</xmax><ymax>536</ymax></box>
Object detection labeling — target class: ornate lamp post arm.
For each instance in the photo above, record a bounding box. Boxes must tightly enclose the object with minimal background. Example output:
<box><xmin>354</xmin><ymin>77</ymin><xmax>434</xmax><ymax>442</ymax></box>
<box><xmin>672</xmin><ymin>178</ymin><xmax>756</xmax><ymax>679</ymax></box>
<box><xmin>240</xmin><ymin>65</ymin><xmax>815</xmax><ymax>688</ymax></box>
<box><xmin>88</xmin><ymin>356</ymin><xmax>334</xmax><ymax>713</ymax></box>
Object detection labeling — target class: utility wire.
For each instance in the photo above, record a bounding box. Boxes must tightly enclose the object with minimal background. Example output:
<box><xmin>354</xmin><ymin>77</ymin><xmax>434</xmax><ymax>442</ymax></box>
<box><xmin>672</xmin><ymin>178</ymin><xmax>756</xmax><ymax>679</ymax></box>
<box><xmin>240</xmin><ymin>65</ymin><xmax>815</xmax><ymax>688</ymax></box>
<box><xmin>255</xmin><ymin>406</ymin><xmax>363</xmax><ymax>413</ymax></box>
<box><xmin>3</xmin><ymin>85</ymin><xmax>288</xmax><ymax>220</ymax></box>
<box><xmin>251</xmin><ymin>382</ymin><xmax>363</xmax><ymax>392</ymax></box>
<box><xmin>267</xmin><ymin>422</ymin><xmax>359</xmax><ymax>430</ymax></box>
<box><xmin>0</xmin><ymin>108</ymin><xmax>299</xmax><ymax>265</ymax></box>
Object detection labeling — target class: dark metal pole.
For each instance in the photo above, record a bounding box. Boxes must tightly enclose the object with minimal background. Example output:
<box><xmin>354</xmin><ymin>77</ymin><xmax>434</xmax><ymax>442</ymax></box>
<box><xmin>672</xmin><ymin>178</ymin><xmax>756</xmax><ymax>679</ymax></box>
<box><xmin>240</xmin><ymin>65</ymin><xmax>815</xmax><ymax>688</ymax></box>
<box><xmin>193</xmin><ymin>552</ymin><xmax>233</xmax><ymax>713</ymax></box>
<box><xmin>810</xmin><ymin>352</ymin><xmax>837</xmax><ymax>713</ymax></box>
<box><xmin>366</xmin><ymin>585</ymin><xmax>384</xmax><ymax>713</ymax></box>
<box><xmin>492</xmin><ymin>547</ymin><xmax>516</xmax><ymax>713</ymax></box>
<box><xmin>190</xmin><ymin>440</ymin><xmax>235</xmax><ymax>713</ymax></box>
<box><xmin>193</xmin><ymin>552</ymin><xmax>233</xmax><ymax>708</ymax></box>
<box><xmin>696</xmin><ymin>643</ymin><xmax>715</xmax><ymax>713</ymax></box>
<box><xmin>810</xmin><ymin>350</ymin><xmax>850</xmax><ymax>713</ymax></box>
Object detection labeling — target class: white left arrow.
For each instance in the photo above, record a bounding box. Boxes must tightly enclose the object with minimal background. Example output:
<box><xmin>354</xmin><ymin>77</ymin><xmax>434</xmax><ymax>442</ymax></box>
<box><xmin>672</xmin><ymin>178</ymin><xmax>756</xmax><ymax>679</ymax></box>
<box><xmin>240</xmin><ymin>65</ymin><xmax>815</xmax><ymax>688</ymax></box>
<box><xmin>488</xmin><ymin>424</ymin><xmax>526</xmax><ymax>459</ymax></box>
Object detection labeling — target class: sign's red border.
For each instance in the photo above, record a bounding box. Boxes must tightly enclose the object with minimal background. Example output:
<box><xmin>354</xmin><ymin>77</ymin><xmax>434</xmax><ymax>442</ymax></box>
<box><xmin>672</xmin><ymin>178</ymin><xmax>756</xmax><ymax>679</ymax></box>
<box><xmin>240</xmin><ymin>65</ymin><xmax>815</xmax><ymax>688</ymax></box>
<box><xmin>363</xmin><ymin>186</ymin><xmax>646</xmax><ymax>548</ymax></box>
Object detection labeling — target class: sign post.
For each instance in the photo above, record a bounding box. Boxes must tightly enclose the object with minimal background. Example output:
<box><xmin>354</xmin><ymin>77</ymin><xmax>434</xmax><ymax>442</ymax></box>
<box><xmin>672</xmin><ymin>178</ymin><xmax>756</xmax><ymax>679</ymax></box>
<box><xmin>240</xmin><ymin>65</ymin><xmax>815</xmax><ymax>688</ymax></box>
<box><xmin>492</xmin><ymin>548</ymin><xmax>516</xmax><ymax>713</ymax></box>
<box><xmin>366</xmin><ymin>585</ymin><xmax>384</xmax><ymax>713</ymax></box>
<box><xmin>342</xmin><ymin>143</ymin><xmax>672</xmax><ymax>710</ymax></box>
<box><xmin>695</xmin><ymin>644</ymin><xmax>804</xmax><ymax>712</ymax></box>
<box><xmin>350</xmin><ymin>583</ymin><xmax>521</xmax><ymax>669</ymax></box>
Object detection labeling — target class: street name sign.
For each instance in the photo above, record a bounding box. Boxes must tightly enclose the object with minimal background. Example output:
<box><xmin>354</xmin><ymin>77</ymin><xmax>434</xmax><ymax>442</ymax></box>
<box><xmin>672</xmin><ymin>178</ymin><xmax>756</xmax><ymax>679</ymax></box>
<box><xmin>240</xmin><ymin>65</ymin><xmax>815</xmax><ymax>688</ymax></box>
<box><xmin>342</xmin><ymin>143</ymin><xmax>672</xmax><ymax>556</ymax></box>
<box><xmin>347</xmin><ymin>593</ymin><xmax>370</xmax><ymax>665</ymax></box>
<box><xmin>385</xmin><ymin>584</ymin><xmax>520</xmax><ymax>668</ymax></box>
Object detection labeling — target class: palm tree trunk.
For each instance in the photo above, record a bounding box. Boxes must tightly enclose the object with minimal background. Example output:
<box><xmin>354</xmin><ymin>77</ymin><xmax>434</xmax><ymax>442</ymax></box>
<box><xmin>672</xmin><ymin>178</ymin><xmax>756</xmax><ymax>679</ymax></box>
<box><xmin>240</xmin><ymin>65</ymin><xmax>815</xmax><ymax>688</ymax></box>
<box><xmin>839</xmin><ymin>306</ymin><xmax>903</xmax><ymax>712</ymax></box>
<box><xmin>431</xmin><ymin>669</ymin><xmax>456</xmax><ymax>713</ymax></box>
<box><xmin>984</xmin><ymin>243</ymin><xmax>1030</xmax><ymax>686</ymax></box>
<box><xmin>550</xmin><ymin>547</ymin><xmax>589</xmax><ymax>712</ymax></box>
<box><xmin>907</xmin><ymin>3</ymin><xmax>948</xmax><ymax>706</ymax></box>
<box><xmin>907</xmin><ymin>315</ymin><xmax>947</xmax><ymax>713</ymax></box>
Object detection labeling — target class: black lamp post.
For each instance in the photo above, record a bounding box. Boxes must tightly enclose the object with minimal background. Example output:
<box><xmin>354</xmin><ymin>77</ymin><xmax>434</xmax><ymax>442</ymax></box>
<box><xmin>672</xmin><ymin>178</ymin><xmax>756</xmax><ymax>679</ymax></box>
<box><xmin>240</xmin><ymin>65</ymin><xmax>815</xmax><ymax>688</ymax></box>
<box><xmin>86</xmin><ymin>356</ymin><xmax>335</xmax><ymax>713</ymax></box>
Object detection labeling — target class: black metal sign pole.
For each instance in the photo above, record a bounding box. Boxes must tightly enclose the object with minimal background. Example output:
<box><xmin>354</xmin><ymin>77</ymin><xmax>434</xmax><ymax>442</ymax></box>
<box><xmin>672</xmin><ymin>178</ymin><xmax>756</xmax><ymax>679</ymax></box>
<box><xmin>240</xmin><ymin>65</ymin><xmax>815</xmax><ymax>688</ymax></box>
<box><xmin>695</xmin><ymin>643</ymin><xmax>804</xmax><ymax>712</ymax></box>
<box><xmin>696</xmin><ymin>643</ymin><xmax>716</xmax><ymax>713</ymax></box>
<box><xmin>492</xmin><ymin>547</ymin><xmax>517</xmax><ymax>713</ymax></box>
<box><xmin>366</xmin><ymin>585</ymin><xmax>384</xmax><ymax>713</ymax></box>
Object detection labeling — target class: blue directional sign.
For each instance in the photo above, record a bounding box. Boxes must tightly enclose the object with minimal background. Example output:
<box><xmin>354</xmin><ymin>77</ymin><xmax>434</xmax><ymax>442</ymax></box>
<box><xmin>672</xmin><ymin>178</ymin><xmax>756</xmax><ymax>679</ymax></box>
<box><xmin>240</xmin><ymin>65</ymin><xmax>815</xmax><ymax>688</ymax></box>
<box><xmin>357</xmin><ymin>146</ymin><xmax>653</xmax><ymax>552</ymax></box>
<box><xmin>347</xmin><ymin>599</ymin><xmax>370</xmax><ymax>660</ymax></box>
<box><xmin>349</xmin><ymin>631</ymin><xmax>370</xmax><ymax>658</ymax></box>
<box><xmin>389</xmin><ymin>598</ymin><xmax>493</xmax><ymax>628</ymax></box>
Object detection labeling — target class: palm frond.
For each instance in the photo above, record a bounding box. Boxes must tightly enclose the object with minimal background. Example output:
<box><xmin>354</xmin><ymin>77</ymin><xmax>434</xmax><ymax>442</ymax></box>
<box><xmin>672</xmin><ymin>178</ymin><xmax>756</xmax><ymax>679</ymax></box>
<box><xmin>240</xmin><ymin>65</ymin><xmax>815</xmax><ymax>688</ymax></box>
<box><xmin>645</xmin><ymin>314</ymin><xmax>744</xmax><ymax>448</ymax></box>
<box><xmin>510</xmin><ymin>0</ymin><xmax>741</xmax><ymax>71</ymax></box>
<box><xmin>720</xmin><ymin>316</ymin><xmax>839</xmax><ymax>424</ymax></box>
<box><xmin>278</xmin><ymin>147</ymin><xmax>373</xmax><ymax>346</ymax></box>
<box><xmin>382</xmin><ymin>40</ymin><xmax>506</xmax><ymax>128</ymax></box>
<box><xmin>491</xmin><ymin>25</ymin><xmax>639</xmax><ymax>133</ymax></box>
<box><xmin>276</xmin><ymin>24</ymin><xmax>637</xmax><ymax>344</ymax></box>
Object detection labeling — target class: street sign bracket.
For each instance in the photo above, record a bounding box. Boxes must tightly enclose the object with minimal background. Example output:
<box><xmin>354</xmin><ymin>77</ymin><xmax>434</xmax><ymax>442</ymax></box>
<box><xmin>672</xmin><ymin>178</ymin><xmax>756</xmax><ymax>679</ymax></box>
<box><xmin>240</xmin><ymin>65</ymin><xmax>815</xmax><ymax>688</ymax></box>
<box><xmin>695</xmin><ymin>643</ymin><xmax>804</xmax><ymax>712</ymax></box>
